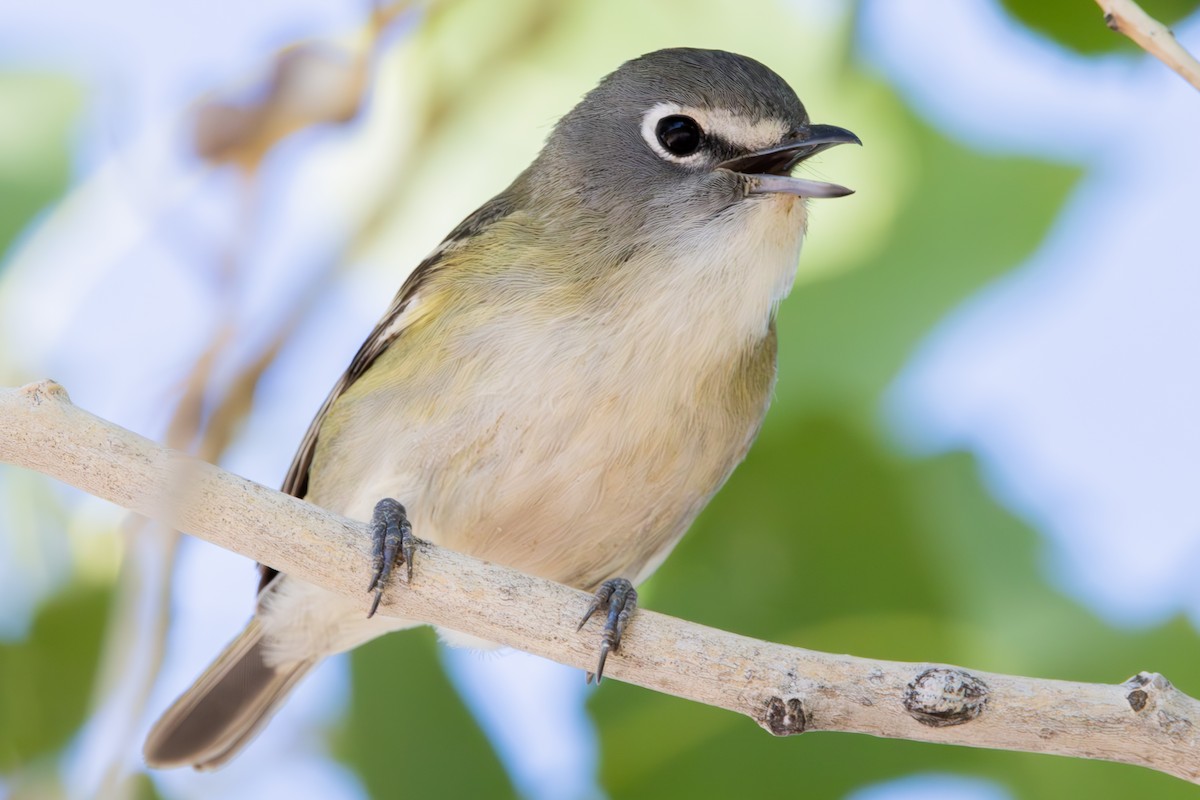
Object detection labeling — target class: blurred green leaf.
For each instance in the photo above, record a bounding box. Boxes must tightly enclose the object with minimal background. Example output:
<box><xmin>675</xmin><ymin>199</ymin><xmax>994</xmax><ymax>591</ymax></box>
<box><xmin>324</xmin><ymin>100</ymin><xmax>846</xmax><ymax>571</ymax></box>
<box><xmin>335</xmin><ymin>627</ymin><xmax>516</xmax><ymax>799</ymax></box>
<box><xmin>775</xmin><ymin>104</ymin><xmax>1080</xmax><ymax>417</ymax></box>
<box><xmin>130</xmin><ymin>771</ymin><xmax>166</xmax><ymax>800</ymax></box>
<box><xmin>0</xmin><ymin>74</ymin><xmax>80</xmax><ymax>261</ymax></box>
<box><xmin>1000</xmin><ymin>0</ymin><xmax>1200</xmax><ymax>54</ymax></box>
<box><xmin>647</xmin><ymin>413</ymin><xmax>947</xmax><ymax>644</ymax></box>
<box><xmin>0</xmin><ymin>584</ymin><xmax>113</xmax><ymax>771</ymax></box>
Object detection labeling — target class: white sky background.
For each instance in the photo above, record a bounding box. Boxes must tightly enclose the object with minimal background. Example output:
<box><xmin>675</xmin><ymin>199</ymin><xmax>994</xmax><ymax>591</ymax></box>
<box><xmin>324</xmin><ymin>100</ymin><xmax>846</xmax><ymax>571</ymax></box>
<box><xmin>0</xmin><ymin>0</ymin><xmax>1197</xmax><ymax>798</ymax></box>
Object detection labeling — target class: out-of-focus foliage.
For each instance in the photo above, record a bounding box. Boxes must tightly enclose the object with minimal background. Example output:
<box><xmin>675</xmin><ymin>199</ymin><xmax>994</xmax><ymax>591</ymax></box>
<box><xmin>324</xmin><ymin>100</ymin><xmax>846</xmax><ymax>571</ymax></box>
<box><xmin>2</xmin><ymin>0</ymin><xmax>1198</xmax><ymax>798</ymax></box>
<box><xmin>0</xmin><ymin>72</ymin><xmax>95</xmax><ymax>796</ymax></box>
<box><xmin>0</xmin><ymin>74</ymin><xmax>80</xmax><ymax>282</ymax></box>
<box><xmin>0</xmin><ymin>586</ymin><xmax>112</xmax><ymax>772</ymax></box>
<box><xmin>1001</xmin><ymin>0</ymin><xmax>1200</xmax><ymax>53</ymax></box>
<box><xmin>334</xmin><ymin>629</ymin><xmax>516</xmax><ymax>799</ymax></box>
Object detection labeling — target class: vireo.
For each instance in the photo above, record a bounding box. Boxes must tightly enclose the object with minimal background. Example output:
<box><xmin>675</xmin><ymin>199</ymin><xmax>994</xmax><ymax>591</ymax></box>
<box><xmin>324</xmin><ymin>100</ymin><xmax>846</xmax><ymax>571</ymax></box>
<box><xmin>145</xmin><ymin>47</ymin><xmax>859</xmax><ymax>769</ymax></box>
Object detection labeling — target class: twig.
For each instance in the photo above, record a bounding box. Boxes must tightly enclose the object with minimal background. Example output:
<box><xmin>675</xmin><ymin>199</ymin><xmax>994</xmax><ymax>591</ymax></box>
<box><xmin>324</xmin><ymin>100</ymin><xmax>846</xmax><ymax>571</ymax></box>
<box><xmin>2</xmin><ymin>380</ymin><xmax>1199</xmax><ymax>784</ymax></box>
<box><xmin>1096</xmin><ymin>0</ymin><xmax>1200</xmax><ymax>91</ymax></box>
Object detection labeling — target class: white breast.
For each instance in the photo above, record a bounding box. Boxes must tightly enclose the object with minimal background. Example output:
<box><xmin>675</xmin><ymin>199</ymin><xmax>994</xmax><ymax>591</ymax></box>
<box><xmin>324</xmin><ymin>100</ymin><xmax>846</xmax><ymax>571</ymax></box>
<box><xmin>259</xmin><ymin>194</ymin><xmax>808</xmax><ymax>665</ymax></box>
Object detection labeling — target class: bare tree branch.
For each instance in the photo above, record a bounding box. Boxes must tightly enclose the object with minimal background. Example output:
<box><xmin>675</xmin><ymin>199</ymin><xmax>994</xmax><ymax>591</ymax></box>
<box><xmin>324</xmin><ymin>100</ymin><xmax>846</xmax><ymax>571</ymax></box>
<box><xmin>2</xmin><ymin>380</ymin><xmax>1199</xmax><ymax>784</ymax></box>
<box><xmin>1096</xmin><ymin>0</ymin><xmax>1200</xmax><ymax>91</ymax></box>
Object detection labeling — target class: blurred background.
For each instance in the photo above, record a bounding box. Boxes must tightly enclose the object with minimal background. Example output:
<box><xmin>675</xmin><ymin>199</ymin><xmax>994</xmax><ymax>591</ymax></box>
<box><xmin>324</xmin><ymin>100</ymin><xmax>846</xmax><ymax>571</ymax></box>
<box><xmin>1</xmin><ymin>0</ymin><xmax>1198</xmax><ymax>798</ymax></box>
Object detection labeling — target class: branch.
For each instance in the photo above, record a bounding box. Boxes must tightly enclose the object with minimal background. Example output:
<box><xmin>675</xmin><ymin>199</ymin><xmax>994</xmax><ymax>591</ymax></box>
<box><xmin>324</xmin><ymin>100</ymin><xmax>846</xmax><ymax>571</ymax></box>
<box><xmin>2</xmin><ymin>380</ymin><xmax>1199</xmax><ymax>783</ymax></box>
<box><xmin>1096</xmin><ymin>0</ymin><xmax>1200</xmax><ymax>92</ymax></box>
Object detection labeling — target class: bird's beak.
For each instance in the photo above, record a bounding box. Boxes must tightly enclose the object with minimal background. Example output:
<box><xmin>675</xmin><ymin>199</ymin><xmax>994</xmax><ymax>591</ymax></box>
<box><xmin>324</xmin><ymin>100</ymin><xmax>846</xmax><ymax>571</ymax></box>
<box><xmin>718</xmin><ymin>123</ymin><xmax>861</xmax><ymax>198</ymax></box>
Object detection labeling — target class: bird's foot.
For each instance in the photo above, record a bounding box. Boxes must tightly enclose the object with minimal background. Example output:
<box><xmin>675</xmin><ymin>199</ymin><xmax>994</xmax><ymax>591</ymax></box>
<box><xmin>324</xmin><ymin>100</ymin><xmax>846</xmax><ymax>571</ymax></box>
<box><xmin>577</xmin><ymin>578</ymin><xmax>637</xmax><ymax>683</ymax></box>
<box><xmin>366</xmin><ymin>498</ymin><xmax>416</xmax><ymax>617</ymax></box>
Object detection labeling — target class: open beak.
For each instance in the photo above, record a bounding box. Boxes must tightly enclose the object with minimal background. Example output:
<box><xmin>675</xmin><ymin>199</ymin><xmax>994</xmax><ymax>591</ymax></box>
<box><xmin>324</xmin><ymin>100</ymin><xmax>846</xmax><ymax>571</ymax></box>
<box><xmin>718</xmin><ymin>123</ymin><xmax>861</xmax><ymax>198</ymax></box>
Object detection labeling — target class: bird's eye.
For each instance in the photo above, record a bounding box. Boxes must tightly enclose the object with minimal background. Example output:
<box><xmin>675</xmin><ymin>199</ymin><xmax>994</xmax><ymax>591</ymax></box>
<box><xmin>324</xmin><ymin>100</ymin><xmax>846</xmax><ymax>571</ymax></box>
<box><xmin>656</xmin><ymin>115</ymin><xmax>703</xmax><ymax>156</ymax></box>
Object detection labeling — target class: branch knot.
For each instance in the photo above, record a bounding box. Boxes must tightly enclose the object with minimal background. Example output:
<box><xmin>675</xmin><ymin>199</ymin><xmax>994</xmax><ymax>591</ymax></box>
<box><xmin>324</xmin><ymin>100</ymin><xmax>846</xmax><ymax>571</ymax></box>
<box><xmin>1123</xmin><ymin>671</ymin><xmax>1173</xmax><ymax>713</ymax></box>
<box><xmin>904</xmin><ymin>667</ymin><xmax>989</xmax><ymax>728</ymax></box>
<box><xmin>759</xmin><ymin>696</ymin><xmax>806</xmax><ymax>736</ymax></box>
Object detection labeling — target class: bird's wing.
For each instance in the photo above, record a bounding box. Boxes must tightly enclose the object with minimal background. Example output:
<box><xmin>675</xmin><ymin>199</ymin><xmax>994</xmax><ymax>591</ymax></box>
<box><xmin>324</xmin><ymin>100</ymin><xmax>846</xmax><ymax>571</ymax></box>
<box><xmin>258</xmin><ymin>194</ymin><xmax>516</xmax><ymax>592</ymax></box>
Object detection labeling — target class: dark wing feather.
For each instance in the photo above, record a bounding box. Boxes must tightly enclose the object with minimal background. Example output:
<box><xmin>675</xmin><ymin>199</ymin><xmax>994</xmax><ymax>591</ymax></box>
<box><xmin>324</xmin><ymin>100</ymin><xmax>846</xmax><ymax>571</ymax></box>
<box><xmin>278</xmin><ymin>282</ymin><xmax>425</xmax><ymax>501</ymax></box>
<box><xmin>258</xmin><ymin>194</ymin><xmax>515</xmax><ymax>592</ymax></box>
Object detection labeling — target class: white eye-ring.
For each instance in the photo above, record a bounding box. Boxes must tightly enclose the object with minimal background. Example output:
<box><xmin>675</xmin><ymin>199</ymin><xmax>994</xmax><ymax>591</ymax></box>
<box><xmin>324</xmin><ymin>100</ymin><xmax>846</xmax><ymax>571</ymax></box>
<box><xmin>641</xmin><ymin>103</ymin><xmax>707</xmax><ymax>164</ymax></box>
<box><xmin>641</xmin><ymin>103</ymin><xmax>793</xmax><ymax>166</ymax></box>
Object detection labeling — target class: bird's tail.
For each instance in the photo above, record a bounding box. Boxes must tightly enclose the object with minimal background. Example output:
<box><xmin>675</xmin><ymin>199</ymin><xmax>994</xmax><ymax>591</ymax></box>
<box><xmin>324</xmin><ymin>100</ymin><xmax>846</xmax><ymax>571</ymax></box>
<box><xmin>144</xmin><ymin>617</ymin><xmax>315</xmax><ymax>770</ymax></box>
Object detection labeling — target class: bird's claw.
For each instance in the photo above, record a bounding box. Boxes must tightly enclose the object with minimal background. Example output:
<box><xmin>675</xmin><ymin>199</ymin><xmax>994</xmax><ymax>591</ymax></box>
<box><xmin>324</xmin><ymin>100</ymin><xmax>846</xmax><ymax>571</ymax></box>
<box><xmin>367</xmin><ymin>498</ymin><xmax>415</xmax><ymax>617</ymax></box>
<box><xmin>577</xmin><ymin>578</ymin><xmax>637</xmax><ymax>683</ymax></box>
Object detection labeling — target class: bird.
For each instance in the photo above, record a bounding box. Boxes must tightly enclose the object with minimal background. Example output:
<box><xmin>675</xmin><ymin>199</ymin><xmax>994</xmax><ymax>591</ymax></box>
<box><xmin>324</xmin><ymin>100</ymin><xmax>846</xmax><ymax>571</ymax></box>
<box><xmin>143</xmin><ymin>46</ymin><xmax>859</xmax><ymax>770</ymax></box>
